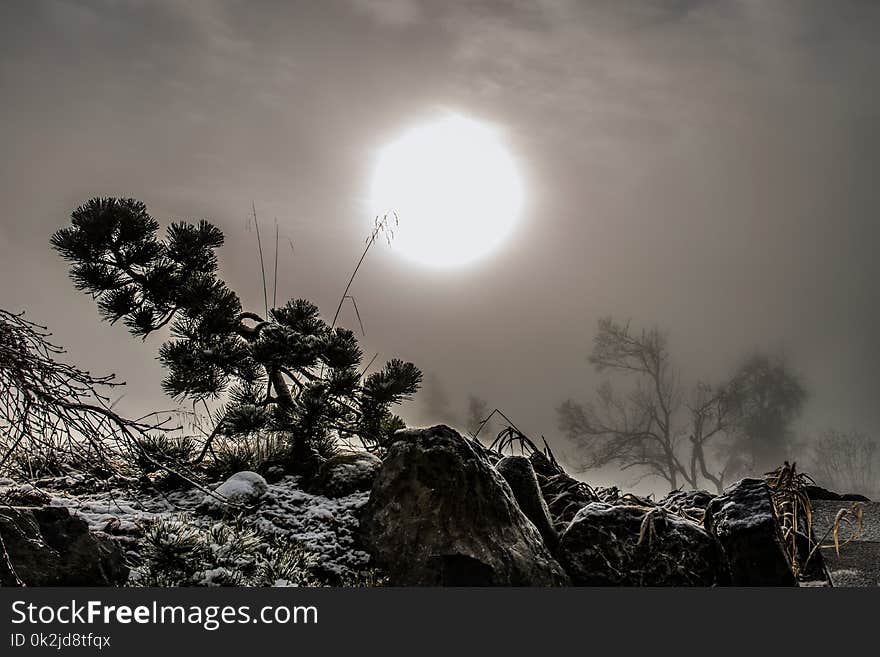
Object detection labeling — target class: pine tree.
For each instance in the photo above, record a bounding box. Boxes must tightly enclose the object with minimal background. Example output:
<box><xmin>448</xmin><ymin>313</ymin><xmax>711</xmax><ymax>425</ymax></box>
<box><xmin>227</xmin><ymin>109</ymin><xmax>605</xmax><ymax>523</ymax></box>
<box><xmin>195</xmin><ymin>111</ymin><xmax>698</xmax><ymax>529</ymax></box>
<box><xmin>51</xmin><ymin>197</ymin><xmax>421</xmax><ymax>465</ymax></box>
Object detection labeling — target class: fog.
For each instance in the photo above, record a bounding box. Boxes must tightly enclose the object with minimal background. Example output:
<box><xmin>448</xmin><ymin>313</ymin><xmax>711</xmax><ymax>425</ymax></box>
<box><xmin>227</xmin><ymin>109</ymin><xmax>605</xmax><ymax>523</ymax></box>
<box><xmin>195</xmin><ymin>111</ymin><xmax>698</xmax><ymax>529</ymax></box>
<box><xmin>2</xmin><ymin>1</ymin><xmax>879</xmax><ymax>491</ymax></box>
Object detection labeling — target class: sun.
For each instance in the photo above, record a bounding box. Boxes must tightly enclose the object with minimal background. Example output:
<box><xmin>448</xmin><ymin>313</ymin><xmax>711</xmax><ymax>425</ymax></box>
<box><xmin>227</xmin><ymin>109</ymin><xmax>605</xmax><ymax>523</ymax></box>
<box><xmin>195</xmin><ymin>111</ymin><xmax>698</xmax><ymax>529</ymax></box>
<box><xmin>369</xmin><ymin>114</ymin><xmax>525</xmax><ymax>268</ymax></box>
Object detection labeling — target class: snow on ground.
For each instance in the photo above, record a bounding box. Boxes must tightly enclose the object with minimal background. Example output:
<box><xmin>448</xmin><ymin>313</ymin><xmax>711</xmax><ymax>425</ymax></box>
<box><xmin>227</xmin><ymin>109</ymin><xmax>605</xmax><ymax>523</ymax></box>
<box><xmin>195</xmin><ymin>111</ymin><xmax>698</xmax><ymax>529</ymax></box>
<box><xmin>250</xmin><ymin>477</ymin><xmax>372</xmax><ymax>578</ymax></box>
<box><xmin>18</xmin><ymin>474</ymin><xmax>371</xmax><ymax>581</ymax></box>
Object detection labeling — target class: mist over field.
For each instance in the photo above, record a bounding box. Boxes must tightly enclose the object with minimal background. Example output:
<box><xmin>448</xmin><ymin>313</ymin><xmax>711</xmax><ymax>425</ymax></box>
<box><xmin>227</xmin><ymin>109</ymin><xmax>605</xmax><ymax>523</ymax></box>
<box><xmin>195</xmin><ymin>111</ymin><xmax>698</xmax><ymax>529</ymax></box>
<box><xmin>2</xmin><ymin>0</ymin><xmax>879</xmax><ymax>499</ymax></box>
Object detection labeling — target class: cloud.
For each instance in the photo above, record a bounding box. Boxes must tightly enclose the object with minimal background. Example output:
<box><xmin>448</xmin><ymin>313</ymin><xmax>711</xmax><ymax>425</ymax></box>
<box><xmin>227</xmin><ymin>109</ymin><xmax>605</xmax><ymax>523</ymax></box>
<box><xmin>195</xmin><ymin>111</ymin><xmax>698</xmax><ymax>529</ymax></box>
<box><xmin>350</xmin><ymin>0</ymin><xmax>423</xmax><ymax>26</ymax></box>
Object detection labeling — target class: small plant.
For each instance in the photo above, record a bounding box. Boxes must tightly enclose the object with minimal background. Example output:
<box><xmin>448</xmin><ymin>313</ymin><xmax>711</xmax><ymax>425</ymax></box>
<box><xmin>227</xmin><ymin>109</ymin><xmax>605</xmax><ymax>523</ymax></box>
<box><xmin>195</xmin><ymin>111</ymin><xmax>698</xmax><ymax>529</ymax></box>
<box><xmin>8</xmin><ymin>449</ymin><xmax>69</xmax><ymax>480</ymax></box>
<box><xmin>0</xmin><ymin>483</ymin><xmax>51</xmax><ymax>506</ymax></box>
<box><xmin>256</xmin><ymin>543</ymin><xmax>320</xmax><ymax>587</ymax></box>
<box><xmin>337</xmin><ymin>568</ymin><xmax>390</xmax><ymax>587</ymax></box>
<box><xmin>135</xmin><ymin>434</ymin><xmax>196</xmax><ymax>474</ymax></box>
<box><xmin>765</xmin><ymin>461</ymin><xmax>864</xmax><ymax>578</ymax></box>
<box><xmin>204</xmin><ymin>433</ymin><xmax>294</xmax><ymax>481</ymax></box>
<box><xmin>131</xmin><ymin>515</ymin><xmax>321</xmax><ymax>587</ymax></box>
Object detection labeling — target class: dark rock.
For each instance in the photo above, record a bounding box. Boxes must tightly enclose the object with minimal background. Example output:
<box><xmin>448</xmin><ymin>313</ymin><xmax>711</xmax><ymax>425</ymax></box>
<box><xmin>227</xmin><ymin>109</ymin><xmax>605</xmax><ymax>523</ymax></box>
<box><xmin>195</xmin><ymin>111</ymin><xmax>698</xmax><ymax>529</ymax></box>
<box><xmin>262</xmin><ymin>465</ymin><xmax>286</xmax><ymax>484</ymax></box>
<box><xmin>592</xmin><ymin>486</ymin><xmax>653</xmax><ymax>506</ymax></box>
<box><xmin>805</xmin><ymin>485</ymin><xmax>870</xmax><ymax>502</ymax></box>
<box><xmin>806</xmin><ymin>485</ymin><xmax>842</xmax><ymax>501</ymax></box>
<box><xmin>660</xmin><ymin>489</ymin><xmax>716</xmax><ymax>516</ymax></box>
<box><xmin>795</xmin><ymin>518</ymin><xmax>831</xmax><ymax>585</ymax></box>
<box><xmin>558</xmin><ymin>502</ymin><xmax>723</xmax><ymax>586</ymax></box>
<box><xmin>841</xmin><ymin>493</ymin><xmax>872</xmax><ymax>502</ymax></box>
<box><xmin>704</xmin><ymin>478</ymin><xmax>797</xmax><ymax>586</ymax></box>
<box><xmin>0</xmin><ymin>506</ymin><xmax>128</xmax><ymax>586</ymax></box>
<box><xmin>314</xmin><ymin>452</ymin><xmax>382</xmax><ymax>498</ymax></box>
<box><xmin>537</xmin><ymin>471</ymin><xmax>600</xmax><ymax>531</ymax></box>
<box><xmin>528</xmin><ymin>452</ymin><xmax>558</xmax><ymax>478</ymax></box>
<box><xmin>495</xmin><ymin>456</ymin><xmax>558</xmax><ymax>549</ymax></box>
<box><xmin>470</xmin><ymin>439</ymin><xmax>502</xmax><ymax>465</ymax></box>
<box><xmin>527</xmin><ymin>451</ymin><xmax>602</xmax><ymax>532</ymax></box>
<box><xmin>359</xmin><ymin>425</ymin><xmax>569</xmax><ymax>586</ymax></box>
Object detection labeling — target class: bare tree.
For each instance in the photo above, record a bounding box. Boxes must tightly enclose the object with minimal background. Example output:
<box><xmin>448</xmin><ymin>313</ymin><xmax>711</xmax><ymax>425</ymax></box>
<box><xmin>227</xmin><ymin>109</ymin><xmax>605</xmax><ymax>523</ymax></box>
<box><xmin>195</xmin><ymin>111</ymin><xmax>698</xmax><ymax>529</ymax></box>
<box><xmin>558</xmin><ymin>317</ymin><xmax>737</xmax><ymax>492</ymax></box>
<box><xmin>0</xmin><ymin>308</ymin><xmax>170</xmax><ymax>477</ymax></box>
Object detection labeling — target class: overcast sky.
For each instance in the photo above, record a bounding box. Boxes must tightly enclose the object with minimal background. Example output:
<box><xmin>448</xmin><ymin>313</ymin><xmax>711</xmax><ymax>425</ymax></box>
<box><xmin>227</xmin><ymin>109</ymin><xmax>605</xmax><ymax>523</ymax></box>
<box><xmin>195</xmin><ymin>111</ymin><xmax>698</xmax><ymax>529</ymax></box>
<box><xmin>2</xmin><ymin>0</ymin><xmax>879</xmax><ymax>474</ymax></box>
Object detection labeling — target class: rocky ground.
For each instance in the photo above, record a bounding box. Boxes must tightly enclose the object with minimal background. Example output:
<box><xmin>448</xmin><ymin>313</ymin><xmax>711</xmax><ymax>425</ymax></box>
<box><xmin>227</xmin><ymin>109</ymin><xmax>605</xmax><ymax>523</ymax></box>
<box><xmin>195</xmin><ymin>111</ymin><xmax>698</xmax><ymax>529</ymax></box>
<box><xmin>1</xmin><ymin>425</ymin><xmax>874</xmax><ymax>587</ymax></box>
<box><xmin>0</xmin><ymin>453</ymin><xmax>381</xmax><ymax>586</ymax></box>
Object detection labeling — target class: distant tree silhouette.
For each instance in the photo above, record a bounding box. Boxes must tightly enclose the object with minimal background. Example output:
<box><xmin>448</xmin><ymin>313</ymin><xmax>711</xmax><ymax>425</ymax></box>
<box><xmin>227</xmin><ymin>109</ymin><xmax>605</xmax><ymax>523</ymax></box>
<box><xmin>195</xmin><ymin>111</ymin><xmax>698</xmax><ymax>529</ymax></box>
<box><xmin>558</xmin><ymin>317</ymin><xmax>805</xmax><ymax>492</ymax></box>
<box><xmin>725</xmin><ymin>353</ymin><xmax>806</xmax><ymax>472</ymax></box>
<box><xmin>51</xmin><ymin>198</ymin><xmax>421</xmax><ymax>465</ymax></box>
<box><xmin>419</xmin><ymin>372</ymin><xmax>456</xmax><ymax>426</ymax></box>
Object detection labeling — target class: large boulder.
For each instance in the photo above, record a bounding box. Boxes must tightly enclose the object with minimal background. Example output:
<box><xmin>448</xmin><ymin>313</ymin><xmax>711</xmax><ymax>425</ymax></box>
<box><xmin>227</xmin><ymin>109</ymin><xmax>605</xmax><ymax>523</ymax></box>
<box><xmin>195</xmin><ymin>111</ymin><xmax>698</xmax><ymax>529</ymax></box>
<box><xmin>0</xmin><ymin>506</ymin><xmax>128</xmax><ymax>586</ymax></box>
<box><xmin>314</xmin><ymin>452</ymin><xmax>382</xmax><ymax>498</ymax></box>
<box><xmin>558</xmin><ymin>503</ymin><xmax>723</xmax><ymax>586</ymax></box>
<box><xmin>495</xmin><ymin>456</ymin><xmax>558</xmax><ymax>549</ymax></box>
<box><xmin>703</xmin><ymin>478</ymin><xmax>797</xmax><ymax>586</ymax></box>
<box><xmin>359</xmin><ymin>425</ymin><xmax>569</xmax><ymax>586</ymax></box>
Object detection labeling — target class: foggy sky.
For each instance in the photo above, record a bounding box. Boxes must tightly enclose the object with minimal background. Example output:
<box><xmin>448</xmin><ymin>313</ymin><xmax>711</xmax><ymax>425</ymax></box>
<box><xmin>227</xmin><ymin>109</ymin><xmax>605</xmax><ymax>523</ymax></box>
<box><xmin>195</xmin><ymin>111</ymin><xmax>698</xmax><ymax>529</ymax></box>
<box><xmin>2</xmin><ymin>0</ymin><xmax>879</xmax><ymax>475</ymax></box>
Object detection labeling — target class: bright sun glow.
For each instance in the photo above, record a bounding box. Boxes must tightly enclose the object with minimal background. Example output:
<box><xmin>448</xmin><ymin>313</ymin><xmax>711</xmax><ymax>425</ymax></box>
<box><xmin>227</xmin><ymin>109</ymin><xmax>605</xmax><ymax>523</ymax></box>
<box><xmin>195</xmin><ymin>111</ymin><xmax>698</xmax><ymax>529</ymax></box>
<box><xmin>370</xmin><ymin>114</ymin><xmax>524</xmax><ymax>268</ymax></box>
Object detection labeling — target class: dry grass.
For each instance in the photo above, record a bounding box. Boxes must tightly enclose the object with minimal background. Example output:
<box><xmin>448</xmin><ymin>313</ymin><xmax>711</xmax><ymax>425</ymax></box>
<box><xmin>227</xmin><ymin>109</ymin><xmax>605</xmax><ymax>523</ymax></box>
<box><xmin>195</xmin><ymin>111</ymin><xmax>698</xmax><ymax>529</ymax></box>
<box><xmin>766</xmin><ymin>461</ymin><xmax>864</xmax><ymax>577</ymax></box>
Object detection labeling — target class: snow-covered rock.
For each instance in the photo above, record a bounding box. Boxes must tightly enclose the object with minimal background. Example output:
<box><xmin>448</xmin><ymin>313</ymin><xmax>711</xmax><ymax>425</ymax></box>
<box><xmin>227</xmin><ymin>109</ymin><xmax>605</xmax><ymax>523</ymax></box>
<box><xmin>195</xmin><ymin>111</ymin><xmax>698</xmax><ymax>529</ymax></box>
<box><xmin>703</xmin><ymin>478</ymin><xmax>797</xmax><ymax>586</ymax></box>
<box><xmin>199</xmin><ymin>471</ymin><xmax>268</xmax><ymax>513</ymax></box>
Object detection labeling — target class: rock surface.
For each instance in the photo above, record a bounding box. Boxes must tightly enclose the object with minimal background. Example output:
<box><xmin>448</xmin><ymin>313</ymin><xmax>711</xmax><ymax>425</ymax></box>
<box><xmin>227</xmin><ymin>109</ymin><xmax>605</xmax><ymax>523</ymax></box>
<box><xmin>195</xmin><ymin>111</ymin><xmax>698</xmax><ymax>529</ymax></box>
<box><xmin>660</xmin><ymin>489</ymin><xmax>716</xmax><ymax>516</ymax></box>
<box><xmin>558</xmin><ymin>502</ymin><xmax>723</xmax><ymax>586</ymax></box>
<box><xmin>199</xmin><ymin>471</ymin><xmax>268</xmax><ymax>513</ymax></box>
<box><xmin>528</xmin><ymin>453</ymin><xmax>599</xmax><ymax>531</ymax></box>
<box><xmin>0</xmin><ymin>506</ymin><xmax>128</xmax><ymax>586</ymax></box>
<box><xmin>495</xmin><ymin>456</ymin><xmax>558</xmax><ymax>549</ymax></box>
<box><xmin>805</xmin><ymin>485</ymin><xmax>870</xmax><ymax>502</ymax></box>
<box><xmin>359</xmin><ymin>425</ymin><xmax>569</xmax><ymax>586</ymax></box>
<box><xmin>314</xmin><ymin>452</ymin><xmax>382</xmax><ymax>498</ymax></box>
<box><xmin>704</xmin><ymin>478</ymin><xmax>797</xmax><ymax>586</ymax></box>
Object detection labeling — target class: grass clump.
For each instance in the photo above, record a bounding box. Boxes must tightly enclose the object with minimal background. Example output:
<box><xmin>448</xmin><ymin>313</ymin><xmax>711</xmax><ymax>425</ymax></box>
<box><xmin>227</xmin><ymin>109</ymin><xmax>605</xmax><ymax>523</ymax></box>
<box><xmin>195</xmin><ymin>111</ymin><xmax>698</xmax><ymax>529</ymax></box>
<box><xmin>130</xmin><ymin>515</ymin><xmax>320</xmax><ymax>587</ymax></box>
<box><xmin>135</xmin><ymin>434</ymin><xmax>196</xmax><ymax>474</ymax></box>
<box><xmin>204</xmin><ymin>434</ymin><xmax>297</xmax><ymax>481</ymax></box>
